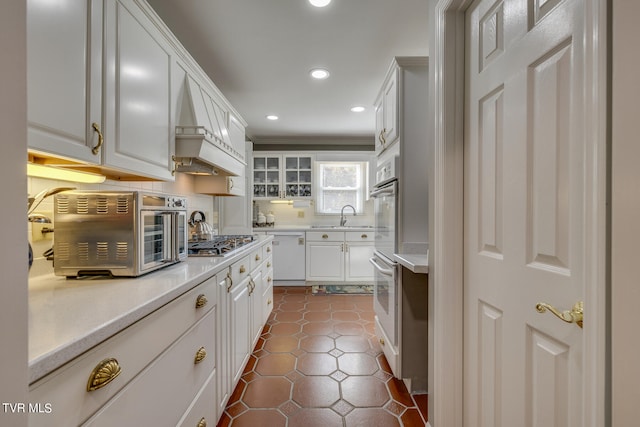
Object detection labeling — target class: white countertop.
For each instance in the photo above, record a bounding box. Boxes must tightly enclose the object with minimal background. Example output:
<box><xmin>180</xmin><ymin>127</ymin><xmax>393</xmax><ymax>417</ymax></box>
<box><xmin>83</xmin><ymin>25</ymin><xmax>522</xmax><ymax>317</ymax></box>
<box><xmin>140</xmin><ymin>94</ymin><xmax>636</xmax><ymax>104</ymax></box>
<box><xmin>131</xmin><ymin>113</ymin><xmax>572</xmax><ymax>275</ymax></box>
<box><xmin>28</xmin><ymin>235</ymin><xmax>272</xmax><ymax>384</ymax></box>
<box><xmin>393</xmin><ymin>253</ymin><xmax>429</xmax><ymax>274</ymax></box>
<box><xmin>254</xmin><ymin>225</ymin><xmax>375</xmax><ymax>232</ymax></box>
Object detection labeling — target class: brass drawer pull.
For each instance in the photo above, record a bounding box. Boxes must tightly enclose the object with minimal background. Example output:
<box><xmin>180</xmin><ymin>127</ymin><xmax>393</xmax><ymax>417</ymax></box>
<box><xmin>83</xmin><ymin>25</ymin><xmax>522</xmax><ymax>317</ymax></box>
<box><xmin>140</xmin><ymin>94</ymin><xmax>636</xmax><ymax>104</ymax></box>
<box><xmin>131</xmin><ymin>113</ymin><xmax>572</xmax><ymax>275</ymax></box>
<box><xmin>239</xmin><ymin>265</ymin><xmax>246</xmax><ymax>274</ymax></box>
<box><xmin>267</xmin><ymin>262</ymin><xmax>272</xmax><ymax>268</ymax></box>
<box><xmin>255</xmin><ymin>254</ymin><xmax>261</xmax><ymax>261</ymax></box>
<box><xmin>322</xmin><ymin>234</ymin><xmax>328</xmax><ymax>239</ymax></box>
<box><xmin>194</xmin><ymin>347</ymin><xmax>207</xmax><ymax>364</ymax></box>
<box><xmin>195</xmin><ymin>294</ymin><xmax>208</xmax><ymax>309</ymax></box>
<box><xmin>267</xmin><ymin>277</ymin><xmax>272</xmax><ymax>283</ymax></box>
<box><xmin>87</xmin><ymin>358</ymin><xmax>122</xmax><ymax>392</ymax></box>
<box><xmin>379</xmin><ymin>338</ymin><xmax>385</xmax><ymax>346</ymax></box>
<box><xmin>266</xmin><ymin>246</ymin><xmax>271</xmax><ymax>253</ymax></box>
<box><xmin>197</xmin><ymin>417</ymin><xmax>207</xmax><ymax>427</ymax></box>
<box><xmin>361</xmin><ymin>234</ymin><xmax>368</xmax><ymax>239</ymax></box>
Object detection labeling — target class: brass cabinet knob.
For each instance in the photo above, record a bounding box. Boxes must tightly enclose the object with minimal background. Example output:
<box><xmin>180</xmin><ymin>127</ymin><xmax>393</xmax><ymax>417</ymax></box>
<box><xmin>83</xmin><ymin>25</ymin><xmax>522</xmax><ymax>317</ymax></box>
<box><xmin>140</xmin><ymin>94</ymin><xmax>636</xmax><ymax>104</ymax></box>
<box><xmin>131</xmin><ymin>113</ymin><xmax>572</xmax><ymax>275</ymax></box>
<box><xmin>322</xmin><ymin>234</ymin><xmax>328</xmax><ymax>239</ymax></box>
<box><xmin>267</xmin><ymin>299</ymin><xmax>272</xmax><ymax>305</ymax></box>
<box><xmin>197</xmin><ymin>417</ymin><xmax>207</xmax><ymax>427</ymax></box>
<box><xmin>361</xmin><ymin>234</ymin><xmax>368</xmax><ymax>239</ymax></box>
<box><xmin>87</xmin><ymin>358</ymin><xmax>122</xmax><ymax>392</ymax></box>
<box><xmin>194</xmin><ymin>347</ymin><xmax>207</xmax><ymax>364</ymax></box>
<box><xmin>267</xmin><ymin>262</ymin><xmax>272</xmax><ymax>268</ymax></box>
<box><xmin>536</xmin><ymin>301</ymin><xmax>583</xmax><ymax>328</ymax></box>
<box><xmin>266</xmin><ymin>246</ymin><xmax>271</xmax><ymax>253</ymax></box>
<box><xmin>267</xmin><ymin>277</ymin><xmax>272</xmax><ymax>283</ymax></box>
<box><xmin>195</xmin><ymin>294</ymin><xmax>208</xmax><ymax>309</ymax></box>
<box><xmin>379</xmin><ymin>338</ymin><xmax>385</xmax><ymax>346</ymax></box>
<box><xmin>239</xmin><ymin>265</ymin><xmax>246</xmax><ymax>274</ymax></box>
<box><xmin>255</xmin><ymin>254</ymin><xmax>261</xmax><ymax>261</ymax></box>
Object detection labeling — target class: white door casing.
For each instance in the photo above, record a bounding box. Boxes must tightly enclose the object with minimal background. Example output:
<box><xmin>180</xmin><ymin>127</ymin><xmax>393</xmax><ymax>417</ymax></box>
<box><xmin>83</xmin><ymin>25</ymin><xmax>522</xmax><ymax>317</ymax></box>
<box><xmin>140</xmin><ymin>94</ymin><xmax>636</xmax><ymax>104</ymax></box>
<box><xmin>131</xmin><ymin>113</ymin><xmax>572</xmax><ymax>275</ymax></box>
<box><xmin>428</xmin><ymin>0</ymin><xmax>607</xmax><ymax>426</ymax></box>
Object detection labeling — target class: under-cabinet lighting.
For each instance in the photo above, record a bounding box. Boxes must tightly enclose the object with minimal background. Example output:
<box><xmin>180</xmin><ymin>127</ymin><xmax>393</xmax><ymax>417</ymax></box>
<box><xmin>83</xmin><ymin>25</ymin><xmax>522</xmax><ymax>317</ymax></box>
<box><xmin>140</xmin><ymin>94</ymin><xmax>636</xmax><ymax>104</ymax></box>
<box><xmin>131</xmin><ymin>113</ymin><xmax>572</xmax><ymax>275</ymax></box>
<box><xmin>270</xmin><ymin>200</ymin><xmax>293</xmax><ymax>205</ymax></box>
<box><xmin>27</xmin><ymin>163</ymin><xmax>106</xmax><ymax>184</ymax></box>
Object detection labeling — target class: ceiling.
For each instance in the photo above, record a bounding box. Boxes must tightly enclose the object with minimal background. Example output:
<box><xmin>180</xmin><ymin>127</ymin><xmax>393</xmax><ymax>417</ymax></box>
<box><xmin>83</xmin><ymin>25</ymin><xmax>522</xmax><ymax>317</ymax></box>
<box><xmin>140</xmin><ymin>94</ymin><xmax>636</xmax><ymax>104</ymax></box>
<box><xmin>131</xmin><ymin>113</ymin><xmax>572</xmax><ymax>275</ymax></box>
<box><xmin>146</xmin><ymin>0</ymin><xmax>429</xmax><ymax>146</ymax></box>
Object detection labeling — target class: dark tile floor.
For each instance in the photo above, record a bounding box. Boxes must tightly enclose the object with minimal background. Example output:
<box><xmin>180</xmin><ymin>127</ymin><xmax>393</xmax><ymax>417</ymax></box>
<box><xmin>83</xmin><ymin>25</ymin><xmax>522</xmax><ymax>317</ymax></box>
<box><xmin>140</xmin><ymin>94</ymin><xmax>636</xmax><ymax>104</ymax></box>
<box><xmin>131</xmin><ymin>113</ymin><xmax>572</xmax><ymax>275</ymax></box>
<box><xmin>217</xmin><ymin>286</ymin><xmax>428</xmax><ymax>427</ymax></box>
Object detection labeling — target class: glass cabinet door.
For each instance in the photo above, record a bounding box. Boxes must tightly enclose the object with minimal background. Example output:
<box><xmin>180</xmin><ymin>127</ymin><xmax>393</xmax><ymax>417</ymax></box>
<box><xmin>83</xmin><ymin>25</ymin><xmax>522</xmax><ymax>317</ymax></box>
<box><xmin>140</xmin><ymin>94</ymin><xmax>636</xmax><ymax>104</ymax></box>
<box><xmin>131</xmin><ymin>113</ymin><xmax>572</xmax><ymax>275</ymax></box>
<box><xmin>284</xmin><ymin>156</ymin><xmax>312</xmax><ymax>198</ymax></box>
<box><xmin>253</xmin><ymin>156</ymin><xmax>281</xmax><ymax>199</ymax></box>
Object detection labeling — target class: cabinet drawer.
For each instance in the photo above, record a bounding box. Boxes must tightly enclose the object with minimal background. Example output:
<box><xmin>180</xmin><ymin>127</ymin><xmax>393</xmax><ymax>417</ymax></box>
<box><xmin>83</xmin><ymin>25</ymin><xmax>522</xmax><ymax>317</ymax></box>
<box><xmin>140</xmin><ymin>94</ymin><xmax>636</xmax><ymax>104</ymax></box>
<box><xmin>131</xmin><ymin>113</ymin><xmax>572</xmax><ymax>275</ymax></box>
<box><xmin>250</xmin><ymin>247</ymin><xmax>264</xmax><ymax>271</ymax></box>
<box><xmin>346</xmin><ymin>231</ymin><xmax>374</xmax><ymax>242</ymax></box>
<box><xmin>29</xmin><ymin>277</ymin><xmax>216</xmax><ymax>427</ymax></box>
<box><xmin>83</xmin><ymin>309</ymin><xmax>216</xmax><ymax>426</ymax></box>
<box><xmin>231</xmin><ymin>255</ymin><xmax>251</xmax><ymax>284</ymax></box>
<box><xmin>306</xmin><ymin>231</ymin><xmax>344</xmax><ymax>241</ymax></box>
<box><xmin>177</xmin><ymin>369</ymin><xmax>217</xmax><ymax>427</ymax></box>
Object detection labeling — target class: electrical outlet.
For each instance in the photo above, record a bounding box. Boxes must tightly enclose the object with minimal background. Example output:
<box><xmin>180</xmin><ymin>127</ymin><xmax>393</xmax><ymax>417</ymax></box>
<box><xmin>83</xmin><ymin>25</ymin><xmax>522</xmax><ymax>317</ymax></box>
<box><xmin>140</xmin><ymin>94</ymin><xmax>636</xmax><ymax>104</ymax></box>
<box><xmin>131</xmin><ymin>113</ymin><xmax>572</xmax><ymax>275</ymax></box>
<box><xmin>297</xmin><ymin>211</ymin><xmax>304</xmax><ymax>218</ymax></box>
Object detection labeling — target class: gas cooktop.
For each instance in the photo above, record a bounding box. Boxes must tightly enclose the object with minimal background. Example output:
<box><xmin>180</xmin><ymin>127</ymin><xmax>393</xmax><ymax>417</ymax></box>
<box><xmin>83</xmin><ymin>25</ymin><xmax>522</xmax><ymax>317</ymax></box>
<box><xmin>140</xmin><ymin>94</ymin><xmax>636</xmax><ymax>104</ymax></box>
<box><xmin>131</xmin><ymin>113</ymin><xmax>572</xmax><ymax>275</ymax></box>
<box><xmin>188</xmin><ymin>235</ymin><xmax>255</xmax><ymax>257</ymax></box>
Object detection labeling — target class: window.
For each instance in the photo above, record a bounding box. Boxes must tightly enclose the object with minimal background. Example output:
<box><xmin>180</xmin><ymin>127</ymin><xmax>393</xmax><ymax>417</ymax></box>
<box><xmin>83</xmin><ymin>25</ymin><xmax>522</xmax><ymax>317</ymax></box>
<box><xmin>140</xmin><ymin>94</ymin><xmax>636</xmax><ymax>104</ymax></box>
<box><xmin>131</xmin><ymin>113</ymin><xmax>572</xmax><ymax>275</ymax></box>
<box><xmin>315</xmin><ymin>161</ymin><xmax>368</xmax><ymax>214</ymax></box>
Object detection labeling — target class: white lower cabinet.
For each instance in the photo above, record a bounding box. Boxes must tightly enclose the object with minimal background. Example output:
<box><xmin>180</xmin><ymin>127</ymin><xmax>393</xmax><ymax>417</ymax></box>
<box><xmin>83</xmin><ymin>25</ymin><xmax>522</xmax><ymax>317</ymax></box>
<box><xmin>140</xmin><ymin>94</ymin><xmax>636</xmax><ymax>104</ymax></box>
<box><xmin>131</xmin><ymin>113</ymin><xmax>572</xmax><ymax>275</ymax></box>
<box><xmin>306</xmin><ymin>231</ymin><xmax>374</xmax><ymax>281</ymax></box>
<box><xmin>29</xmin><ymin>238</ymin><xmax>274</xmax><ymax>427</ymax></box>
<box><xmin>82</xmin><ymin>309</ymin><xmax>216</xmax><ymax>426</ymax></box>
<box><xmin>29</xmin><ymin>277</ymin><xmax>217</xmax><ymax>427</ymax></box>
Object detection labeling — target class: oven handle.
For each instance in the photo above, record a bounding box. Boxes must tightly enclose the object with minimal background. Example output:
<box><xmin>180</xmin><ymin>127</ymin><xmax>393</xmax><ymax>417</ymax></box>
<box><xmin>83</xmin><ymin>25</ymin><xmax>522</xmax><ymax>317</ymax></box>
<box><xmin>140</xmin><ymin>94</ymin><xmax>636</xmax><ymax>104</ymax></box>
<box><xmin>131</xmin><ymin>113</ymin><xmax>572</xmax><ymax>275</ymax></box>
<box><xmin>369</xmin><ymin>257</ymin><xmax>394</xmax><ymax>276</ymax></box>
<box><xmin>369</xmin><ymin>185</ymin><xmax>395</xmax><ymax>198</ymax></box>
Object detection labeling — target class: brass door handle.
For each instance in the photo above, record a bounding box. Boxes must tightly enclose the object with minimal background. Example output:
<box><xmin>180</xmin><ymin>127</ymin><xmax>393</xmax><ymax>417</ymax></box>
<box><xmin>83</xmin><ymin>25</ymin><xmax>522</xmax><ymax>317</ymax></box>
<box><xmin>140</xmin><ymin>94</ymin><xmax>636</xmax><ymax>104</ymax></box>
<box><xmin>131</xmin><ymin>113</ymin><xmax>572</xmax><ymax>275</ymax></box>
<box><xmin>91</xmin><ymin>122</ymin><xmax>103</xmax><ymax>155</ymax></box>
<box><xmin>536</xmin><ymin>301</ymin><xmax>583</xmax><ymax>328</ymax></box>
<box><xmin>226</xmin><ymin>271</ymin><xmax>233</xmax><ymax>292</ymax></box>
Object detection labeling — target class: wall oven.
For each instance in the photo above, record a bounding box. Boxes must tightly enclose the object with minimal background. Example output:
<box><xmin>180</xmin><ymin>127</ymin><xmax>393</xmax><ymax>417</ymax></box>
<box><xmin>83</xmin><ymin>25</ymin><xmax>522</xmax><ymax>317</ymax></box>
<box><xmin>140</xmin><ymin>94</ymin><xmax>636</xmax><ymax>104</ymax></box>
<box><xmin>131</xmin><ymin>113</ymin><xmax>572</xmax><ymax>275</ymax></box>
<box><xmin>369</xmin><ymin>252</ymin><xmax>398</xmax><ymax>347</ymax></box>
<box><xmin>54</xmin><ymin>191</ymin><xmax>187</xmax><ymax>277</ymax></box>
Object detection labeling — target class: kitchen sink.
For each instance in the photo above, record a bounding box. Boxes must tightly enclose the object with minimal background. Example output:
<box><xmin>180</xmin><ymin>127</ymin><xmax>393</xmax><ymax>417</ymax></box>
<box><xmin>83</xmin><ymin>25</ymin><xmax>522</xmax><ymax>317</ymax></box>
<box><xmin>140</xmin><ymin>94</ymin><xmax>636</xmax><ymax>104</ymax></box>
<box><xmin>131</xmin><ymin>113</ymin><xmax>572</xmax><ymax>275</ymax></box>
<box><xmin>310</xmin><ymin>225</ymin><xmax>374</xmax><ymax>229</ymax></box>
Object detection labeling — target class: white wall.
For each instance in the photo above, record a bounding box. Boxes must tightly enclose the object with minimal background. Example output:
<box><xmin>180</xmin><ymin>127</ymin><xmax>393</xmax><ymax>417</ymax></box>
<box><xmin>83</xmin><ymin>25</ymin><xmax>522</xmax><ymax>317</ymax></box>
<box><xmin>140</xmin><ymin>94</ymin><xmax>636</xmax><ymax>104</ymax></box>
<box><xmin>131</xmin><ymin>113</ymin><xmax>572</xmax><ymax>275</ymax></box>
<box><xmin>0</xmin><ymin>2</ymin><xmax>28</xmax><ymax>426</ymax></box>
<box><xmin>611</xmin><ymin>1</ymin><xmax>640</xmax><ymax>424</ymax></box>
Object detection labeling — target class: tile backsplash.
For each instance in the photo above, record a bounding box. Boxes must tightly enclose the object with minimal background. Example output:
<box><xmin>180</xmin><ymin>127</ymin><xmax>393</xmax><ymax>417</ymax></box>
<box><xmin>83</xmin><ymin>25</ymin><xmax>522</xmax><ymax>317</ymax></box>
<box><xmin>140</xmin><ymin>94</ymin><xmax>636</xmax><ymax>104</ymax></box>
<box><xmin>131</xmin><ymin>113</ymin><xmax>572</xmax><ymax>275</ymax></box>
<box><xmin>27</xmin><ymin>173</ymin><xmax>216</xmax><ymax>278</ymax></box>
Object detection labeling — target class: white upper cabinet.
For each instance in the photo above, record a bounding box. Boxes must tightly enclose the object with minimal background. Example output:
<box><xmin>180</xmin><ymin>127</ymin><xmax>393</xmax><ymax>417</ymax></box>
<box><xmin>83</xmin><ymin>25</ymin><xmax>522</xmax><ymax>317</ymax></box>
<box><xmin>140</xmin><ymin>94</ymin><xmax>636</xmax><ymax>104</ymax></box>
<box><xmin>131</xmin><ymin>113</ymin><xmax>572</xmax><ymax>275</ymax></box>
<box><xmin>374</xmin><ymin>68</ymin><xmax>399</xmax><ymax>154</ymax></box>
<box><xmin>252</xmin><ymin>153</ymin><xmax>313</xmax><ymax>200</ymax></box>
<box><xmin>102</xmin><ymin>0</ymin><xmax>175</xmax><ymax>180</ymax></box>
<box><xmin>27</xmin><ymin>0</ymin><xmax>177</xmax><ymax>180</ymax></box>
<box><xmin>27</xmin><ymin>0</ymin><xmax>103</xmax><ymax>164</ymax></box>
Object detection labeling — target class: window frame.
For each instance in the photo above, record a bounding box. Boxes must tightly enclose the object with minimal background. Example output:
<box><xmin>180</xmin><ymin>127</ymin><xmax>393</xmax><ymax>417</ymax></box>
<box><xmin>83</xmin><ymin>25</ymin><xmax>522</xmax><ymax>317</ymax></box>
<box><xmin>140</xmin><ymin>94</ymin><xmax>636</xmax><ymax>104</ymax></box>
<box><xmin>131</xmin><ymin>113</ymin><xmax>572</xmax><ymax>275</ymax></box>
<box><xmin>313</xmin><ymin>160</ymin><xmax>368</xmax><ymax>215</ymax></box>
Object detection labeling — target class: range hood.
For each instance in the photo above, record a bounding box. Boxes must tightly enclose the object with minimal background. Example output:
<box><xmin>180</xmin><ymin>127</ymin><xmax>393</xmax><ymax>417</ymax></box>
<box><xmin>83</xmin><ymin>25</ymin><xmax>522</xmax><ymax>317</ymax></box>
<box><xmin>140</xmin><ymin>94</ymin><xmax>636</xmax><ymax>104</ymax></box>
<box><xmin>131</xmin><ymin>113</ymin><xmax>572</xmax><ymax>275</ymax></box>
<box><xmin>174</xmin><ymin>75</ymin><xmax>245</xmax><ymax>176</ymax></box>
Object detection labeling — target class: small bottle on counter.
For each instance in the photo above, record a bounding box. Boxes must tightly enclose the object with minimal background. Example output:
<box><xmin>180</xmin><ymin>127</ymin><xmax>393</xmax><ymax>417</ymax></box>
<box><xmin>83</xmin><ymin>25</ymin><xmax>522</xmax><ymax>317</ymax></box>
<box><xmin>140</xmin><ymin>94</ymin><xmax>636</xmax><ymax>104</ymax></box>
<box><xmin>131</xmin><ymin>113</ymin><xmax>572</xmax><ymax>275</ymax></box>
<box><xmin>257</xmin><ymin>212</ymin><xmax>266</xmax><ymax>226</ymax></box>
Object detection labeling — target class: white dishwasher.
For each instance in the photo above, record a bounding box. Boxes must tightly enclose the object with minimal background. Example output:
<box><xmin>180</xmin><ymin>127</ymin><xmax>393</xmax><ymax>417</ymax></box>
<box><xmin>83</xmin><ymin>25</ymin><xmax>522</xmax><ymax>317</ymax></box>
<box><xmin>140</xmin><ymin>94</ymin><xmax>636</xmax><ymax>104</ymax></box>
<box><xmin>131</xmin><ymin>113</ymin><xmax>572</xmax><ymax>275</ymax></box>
<box><xmin>266</xmin><ymin>232</ymin><xmax>306</xmax><ymax>283</ymax></box>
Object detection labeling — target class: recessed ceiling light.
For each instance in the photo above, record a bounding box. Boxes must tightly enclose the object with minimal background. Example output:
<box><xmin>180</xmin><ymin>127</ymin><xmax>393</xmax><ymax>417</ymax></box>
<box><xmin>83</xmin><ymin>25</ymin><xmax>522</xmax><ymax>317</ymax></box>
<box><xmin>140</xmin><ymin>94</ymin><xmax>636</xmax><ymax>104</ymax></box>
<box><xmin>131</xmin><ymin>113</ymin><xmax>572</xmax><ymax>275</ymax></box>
<box><xmin>309</xmin><ymin>0</ymin><xmax>332</xmax><ymax>7</ymax></box>
<box><xmin>266</xmin><ymin>115</ymin><xmax>279</xmax><ymax>121</ymax></box>
<box><xmin>350</xmin><ymin>106</ymin><xmax>365</xmax><ymax>113</ymax></box>
<box><xmin>310</xmin><ymin>68</ymin><xmax>330</xmax><ymax>79</ymax></box>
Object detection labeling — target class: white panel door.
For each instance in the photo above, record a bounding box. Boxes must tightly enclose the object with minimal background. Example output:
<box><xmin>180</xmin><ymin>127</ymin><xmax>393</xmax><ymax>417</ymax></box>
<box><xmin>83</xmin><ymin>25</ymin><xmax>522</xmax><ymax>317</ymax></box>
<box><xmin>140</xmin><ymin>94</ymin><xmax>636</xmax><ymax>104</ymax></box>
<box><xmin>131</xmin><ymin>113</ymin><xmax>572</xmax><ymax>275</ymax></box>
<box><xmin>464</xmin><ymin>0</ymin><xmax>586</xmax><ymax>426</ymax></box>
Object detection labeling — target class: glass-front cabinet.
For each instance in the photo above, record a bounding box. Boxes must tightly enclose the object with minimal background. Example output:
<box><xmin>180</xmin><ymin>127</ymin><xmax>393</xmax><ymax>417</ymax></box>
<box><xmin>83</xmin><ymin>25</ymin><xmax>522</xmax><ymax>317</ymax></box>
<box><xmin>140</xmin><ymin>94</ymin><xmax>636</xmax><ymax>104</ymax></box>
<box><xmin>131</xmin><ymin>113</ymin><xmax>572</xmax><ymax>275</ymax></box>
<box><xmin>253</xmin><ymin>153</ymin><xmax>313</xmax><ymax>199</ymax></box>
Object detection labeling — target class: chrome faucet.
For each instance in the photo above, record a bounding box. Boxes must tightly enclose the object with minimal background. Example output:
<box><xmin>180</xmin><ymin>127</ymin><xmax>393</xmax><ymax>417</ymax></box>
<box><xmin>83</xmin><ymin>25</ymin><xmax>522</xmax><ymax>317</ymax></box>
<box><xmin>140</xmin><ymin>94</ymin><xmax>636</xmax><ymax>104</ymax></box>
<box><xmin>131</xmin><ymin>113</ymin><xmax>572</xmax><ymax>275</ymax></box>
<box><xmin>339</xmin><ymin>204</ymin><xmax>356</xmax><ymax>226</ymax></box>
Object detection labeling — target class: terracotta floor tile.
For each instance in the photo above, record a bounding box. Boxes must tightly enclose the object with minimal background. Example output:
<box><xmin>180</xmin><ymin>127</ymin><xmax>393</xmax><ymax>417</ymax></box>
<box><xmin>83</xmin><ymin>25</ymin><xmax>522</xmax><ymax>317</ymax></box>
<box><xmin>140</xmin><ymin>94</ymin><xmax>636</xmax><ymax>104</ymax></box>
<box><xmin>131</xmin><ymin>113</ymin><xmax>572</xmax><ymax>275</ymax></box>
<box><xmin>287</xmin><ymin>408</ymin><xmax>343</xmax><ymax>427</ymax></box>
<box><xmin>242</xmin><ymin>377</ymin><xmax>292</xmax><ymax>408</ymax></box>
<box><xmin>219</xmin><ymin>286</ymin><xmax>426</xmax><ymax>426</ymax></box>
<box><xmin>230</xmin><ymin>409</ymin><xmax>287</xmax><ymax>427</ymax></box>
<box><xmin>299</xmin><ymin>335</ymin><xmax>335</xmax><ymax>352</ymax></box>
<box><xmin>344</xmin><ymin>408</ymin><xmax>401</xmax><ymax>427</ymax></box>
<box><xmin>263</xmin><ymin>335</ymin><xmax>299</xmax><ymax>353</ymax></box>
<box><xmin>413</xmin><ymin>393</ymin><xmax>428</xmax><ymax>421</ymax></box>
<box><xmin>292</xmin><ymin>376</ymin><xmax>341</xmax><ymax>407</ymax></box>
<box><xmin>338</xmin><ymin>352</ymin><xmax>379</xmax><ymax>375</ymax></box>
<box><xmin>254</xmin><ymin>353</ymin><xmax>296</xmax><ymax>376</ymax></box>
<box><xmin>269</xmin><ymin>322</ymin><xmax>303</xmax><ymax>335</ymax></box>
<box><xmin>335</xmin><ymin>335</ymin><xmax>372</xmax><ymax>352</ymax></box>
<box><xmin>297</xmin><ymin>352</ymin><xmax>338</xmax><ymax>376</ymax></box>
<box><xmin>332</xmin><ymin>310</ymin><xmax>361</xmax><ymax>321</ymax></box>
<box><xmin>341</xmin><ymin>376</ymin><xmax>390</xmax><ymax>407</ymax></box>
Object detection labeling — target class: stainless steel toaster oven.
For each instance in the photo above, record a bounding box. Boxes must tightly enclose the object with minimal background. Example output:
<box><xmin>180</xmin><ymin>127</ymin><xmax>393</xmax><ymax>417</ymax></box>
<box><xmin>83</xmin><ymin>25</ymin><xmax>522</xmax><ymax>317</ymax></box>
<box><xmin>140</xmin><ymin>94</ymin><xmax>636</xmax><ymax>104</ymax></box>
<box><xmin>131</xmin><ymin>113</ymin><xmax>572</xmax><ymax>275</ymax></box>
<box><xmin>53</xmin><ymin>191</ymin><xmax>187</xmax><ymax>277</ymax></box>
